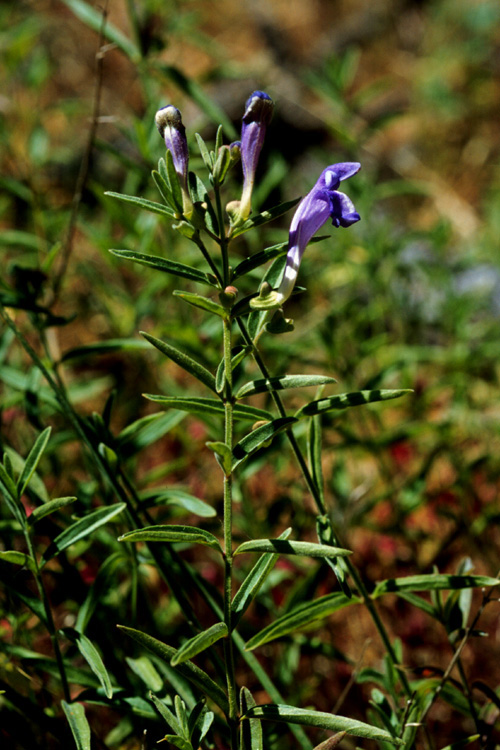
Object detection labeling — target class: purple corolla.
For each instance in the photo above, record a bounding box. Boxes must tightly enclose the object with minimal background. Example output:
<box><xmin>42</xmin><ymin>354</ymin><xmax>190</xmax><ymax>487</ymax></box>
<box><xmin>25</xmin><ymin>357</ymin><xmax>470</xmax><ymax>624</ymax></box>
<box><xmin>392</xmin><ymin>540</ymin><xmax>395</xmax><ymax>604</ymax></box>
<box><xmin>251</xmin><ymin>162</ymin><xmax>361</xmax><ymax>310</ymax></box>
<box><xmin>237</xmin><ymin>91</ymin><xmax>274</xmax><ymax>221</ymax></box>
<box><xmin>155</xmin><ymin>105</ymin><xmax>193</xmax><ymax>218</ymax></box>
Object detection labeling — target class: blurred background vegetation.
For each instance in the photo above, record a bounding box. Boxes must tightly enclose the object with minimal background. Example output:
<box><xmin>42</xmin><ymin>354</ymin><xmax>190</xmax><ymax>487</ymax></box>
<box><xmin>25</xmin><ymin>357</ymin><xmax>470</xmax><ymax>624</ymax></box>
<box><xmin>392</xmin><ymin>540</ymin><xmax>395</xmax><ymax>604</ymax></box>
<box><xmin>1</xmin><ymin>0</ymin><xmax>500</xmax><ymax>747</ymax></box>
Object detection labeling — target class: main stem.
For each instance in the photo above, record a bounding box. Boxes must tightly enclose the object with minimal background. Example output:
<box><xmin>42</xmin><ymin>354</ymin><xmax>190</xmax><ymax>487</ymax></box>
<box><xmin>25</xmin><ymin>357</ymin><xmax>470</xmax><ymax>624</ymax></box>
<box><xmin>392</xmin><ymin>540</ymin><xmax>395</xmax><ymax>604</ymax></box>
<box><xmin>222</xmin><ymin>315</ymin><xmax>238</xmax><ymax>746</ymax></box>
<box><xmin>237</xmin><ymin>318</ymin><xmax>412</xmax><ymax>698</ymax></box>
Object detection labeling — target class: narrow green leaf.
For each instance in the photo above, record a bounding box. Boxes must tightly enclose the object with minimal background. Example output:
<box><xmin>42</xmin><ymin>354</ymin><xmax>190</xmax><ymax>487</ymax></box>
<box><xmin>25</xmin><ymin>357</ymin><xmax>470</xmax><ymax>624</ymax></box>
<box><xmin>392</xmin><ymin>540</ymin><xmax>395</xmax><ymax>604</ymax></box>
<box><xmin>141</xmin><ymin>332</ymin><xmax>216</xmax><ymax>393</ymax></box>
<box><xmin>18</xmin><ymin>426</ymin><xmax>51</xmax><ymax>496</ymax></box>
<box><xmin>245</xmin><ymin>592</ymin><xmax>358</xmax><ymax>651</ymax></box>
<box><xmin>206</xmin><ymin>441</ymin><xmax>233</xmax><ymax>475</ymax></box>
<box><xmin>61</xmin><ymin>700</ymin><xmax>91</xmax><ymax>750</ymax></box>
<box><xmin>232</xmin><ymin>242</ymin><xmax>288</xmax><ymax>280</ymax></box>
<box><xmin>173</xmin><ymin>291</ymin><xmax>227</xmax><ymax>318</ymax></box>
<box><xmin>126</xmin><ymin>656</ymin><xmax>163</xmax><ymax>692</ymax></box>
<box><xmin>234</xmin><ymin>539</ymin><xmax>351</xmax><ymax>560</ymax></box>
<box><xmin>150</xmin><ymin>693</ymin><xmax>183</xmax><ymax>734</ymax></box>
<box><xmin>118</xmin><ymin>524</ymin><xmax>223</xmax><ymax>554</ymax></box>
<box><xmin>61</xmin><ymin>628</ymin><xmax>113</xmax><ymax>699</ymax></box>
<box><xmin>230</xmin><ymin>198</ymin><xmax>301</xmax><ymax>239</ymax></box>
<box><xmin>104</xmin><ymin>191</ymin><xmax>176</xmax><ymax>218</ymax></box>
<box><xmin>295</xmin><ymin>389</ymin><xmax>412</xmax><ymax>418</ymax></box>
<box><xmin>76</xmin><ymin>552</ymin><xmax>127</xmax><ymax>632</ymax></box>
<box><xmin>188</xmin><ymin>173</ymin><xmax>219</xmax><ymax>235</ymax></box>
<box><xmin>116</xmin><ymin>411</ymin><xmax>184</xmax><ymax>456</ymax></box>
<box><xmin>372</xmin><ymin>574</ymin><xmax>500</xmax><ymax>598</ymax></box>
<box><xmin>162</xmin><ymin>736</ymin><xmax>192</xmax><ymax>750</ymax></box>
<box><xmin>0</xmin><ymin>550</ymin><xmax>36</xmax><ymax>572</ymax></box>
<box><xmin>233</xmin><ymin>417</ymin><xmax>297</xmax><ymax>469</ymax></box>
<box><xmin>0</xmin><ymin>463</ymin><xmax>25</xmax><ymax>525</ymax></box>
<box><xmin>171</xmin><ymin>622</ymin><xmax>228</xmax><ymax>666</ymax></box>
<box><xmin>109</xmin><ymin>249</ymin><xmax>216</xmax><ymax>287</ymax></box>
<box><xmin>232</xmin><ymin>528</ymin><xmax>292</xmax><ymax>628</ymax></box>
<box><xmin>236</xmin><ymin>375</ymin><xmax>337</xmax><ymax>399</ymax></box>
<box><xmin>243</xmin><ymin>704</ymin><xmax>404</xmax><ymax>745</ymax></box>
<box><xmin>41</xmin><ymin>502</ymin><xmax>126</xmax><ymax>565</ymax></box>
<box><xmin>118</xmin><ymin>626</ymin><xmax>230</xmax><ymax>715</ymax></box>
<box><xmin>152</xmin><ymin>168</ymin><xmax>176</xmax><ymax>209</ymax></box>
<box><xmin>195</xmin><ymin>133</ymin><xmax>214</xmax><ymax>170</ymax></box>
<box><xmin>240</xmin><ymin>687</ymin><xmax>263</xmax><ymax>750</ymax></box>
<box><xmin>0</xmin><ymin>574</ymin><xmax>48</xmax><ymax>626</ymax></box>
<box><xmin>29</xmin><ymin>496</ymin><xmax>77</xmax><ymax>525</ymax></box>
<box><xmin>59</xmin><ymin>0</ymin><xmax>140</xmax><ymax>61</ymax></box>
<box><xmin>143</xmin><ymin>395</ymin><xmax>272</xmax><ymax>422</ymax></box>
<box><xmin>141</xmin><ymin>488</ymin><xmax>216</xmax><ymax>518</ymax></box>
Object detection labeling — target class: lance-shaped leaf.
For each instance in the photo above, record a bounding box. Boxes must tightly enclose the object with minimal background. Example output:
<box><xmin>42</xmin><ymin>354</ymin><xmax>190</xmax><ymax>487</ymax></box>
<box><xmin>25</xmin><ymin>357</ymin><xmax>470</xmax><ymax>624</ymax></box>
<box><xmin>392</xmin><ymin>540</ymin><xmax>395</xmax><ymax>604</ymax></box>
<box><xmin>140</xmin><ymin>487</ymin><xmax>216</xmax><ymax>518</ymax></box>
<box><xmin>118</xmin><ymin>525</ymin><xmax>223</xmax><ymax>554</ymax></box>
<box><xmin>230</xmin><ymin>198</ymin><xmax>301</xmax><ymax>239</ymax></box>
<box><xmin>295</xmin><ymin>389</ymin><xmax>413</xmax><ymax>418</ymax></box>
<box><xmin>240</xmin><ymin>687</ymin><xmax>263</xmax><ymax>750</ymax></box>
<box><xmin>0</xmin><ymin>550</ymin><xmax>36</xmax><ymax>572</ymax></box>
<box><xmin>243</xmin><ymin>704</ymin><xmax>404</xmax><ymax>745</ymax></box>
<box><xmin>118</xmin><ymin>626</ymin><xmax>229</xmax><ymax>715</ymax></box>
<box><xmin>110</xmin><ymin>249</ymin><xmax>217</xmax><ymax>287</ymax></box>
<box><xmin>173</xmin><ymin>291</ymin><xmax>228</xmax><ymax>318</ymax></box>
<box><xmin>232</xmin><ymin>241</ymin><xmax>288</xmax><ymax>280</ymax></box>
<box><xmin>162</xmin><ymin>736</ymin><xmax>192</xmax><ymax>750</ymax></box>
<box><xmin>372</xmin><ymin>574</ymin><xmax>500</xmax><ymax>598</ymax></box>
<box><xmin>29</xmin><ymin>496</ymin><xmax>77</xmax><ymax>525</ymax></box>
<box><xmin>150</xmin><ymin>693</ymin><xmax>183</xmax><ymax>734</ymax></box>
<box><xmin>231</xmin><ymin>528</ymin><xmax>292</xmax><ymax>628</ymax></box>
<box><xmin>245</xmin><ymin>592</ymin><xmax>358</xmax><ymax>651</ymax></box>
<box><xmin>17</xmin><ymin>426</ymin><xmax>51</xmax><ymax>497</ymax></box>
<box><xmin>171</xmin><ymin>622</ymin><xmax>228</xmax><ymax>666</ymax></box>
<box><xmin>141</xmin><ymin>332</ymin><xmax>216</xmax><ymax>393</ymax></box>
<box><xmin>0</xmin><ymin>463</ymin><xmax>25</xmax><ymax>526</ymax></box>
<box><xmin>232</xmin><ymin>417</ymin><xmax>297</xmax><ymax>469</ymax></box>
<box><xmin>104</xmin><ymin>191</ymin><xmax>176</xmax><ymax>218</ymax></box>
<box><xmin>116</xmin><ymin>411</ymin><xmax>184</xmax><ymax>457</ymax></box>
<box><xmin>60</xmin><ymin>627</ymin><xmax>113</xmax><ymax>699</ymax></box>
<box><xmin>234</xmin><ymin>538</ymin><xmax>351</xmax><ymax>560</ymax></box>
<box><xmin>62</xmin><ymin>701</ymin><xmax>91</xmax><ymax>750</ymax></box>
<box><xmin>144</xmin><ymin>395</ymin><xmax>272</xmax><ymax>423</ymax></box>
<box><xmin>41</xmin><ymin>503</ymin><xmax>126</xmax><ymax>566</ymax></box>
<box><xmin>236</xmin><ymin>375</ymin><xmax>337</xmax><ymax>399</ymax></box>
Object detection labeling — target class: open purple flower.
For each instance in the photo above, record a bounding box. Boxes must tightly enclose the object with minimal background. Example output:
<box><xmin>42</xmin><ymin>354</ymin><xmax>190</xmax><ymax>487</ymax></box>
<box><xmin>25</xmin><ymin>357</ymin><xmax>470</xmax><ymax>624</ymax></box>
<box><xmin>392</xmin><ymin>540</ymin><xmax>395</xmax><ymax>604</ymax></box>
<box><xmin>238</xmin><ymin>91</ymin><xmax>274</xmax><ymax>221</ymax></box>
<box><xmin>155</xmin><ymin>105</ymin><xmax>193</xmax><ymax>218</ymax></box>
<box><xmin>251</xmin><ymin>163</ymin><xmax>361</xmax><ymax>310</ymax></box>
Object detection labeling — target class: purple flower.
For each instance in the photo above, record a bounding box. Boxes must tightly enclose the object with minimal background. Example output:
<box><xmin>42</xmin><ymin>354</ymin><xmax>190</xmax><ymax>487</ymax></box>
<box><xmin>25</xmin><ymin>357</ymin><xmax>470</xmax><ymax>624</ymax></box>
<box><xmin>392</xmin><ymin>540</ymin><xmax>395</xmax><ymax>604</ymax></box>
<box><xmin>155</xmin><ymin>105</ymin><xmax>193</xmax><ymax>218</ymax></box>
<box><xmin>238</xmin><ymin>91</ymin><xmax>274</xmax><ymax>221</ymax></box>
<box><xmin>251</xmin><ymin>163</ymin><xmax>361</xmax><ymax>310</ymax></box>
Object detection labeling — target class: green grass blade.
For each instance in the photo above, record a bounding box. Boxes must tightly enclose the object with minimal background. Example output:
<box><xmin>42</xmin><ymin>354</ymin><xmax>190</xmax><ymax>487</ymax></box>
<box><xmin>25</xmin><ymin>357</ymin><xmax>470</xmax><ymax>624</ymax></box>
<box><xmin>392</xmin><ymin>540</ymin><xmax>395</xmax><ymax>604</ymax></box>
<box><xmin>234</xmin><ymin>539</ymin><xmax>352</xmax><ymax>560</ymax></box>
<box><xmin>110</xmin><ymin>249</ymin><xmax>217</xmax><ymax>287</ymax></box>
<box><xmin>236</xmin><ymin>375</ymin><xmax>337</xmax><ymax>399</ymax></box>
<box><xmin>295</xmin><ymin>389</ymin><xmax>413</xmax><ymax>418</ymax></box>
<box><xmin>372</xmin><ymin>574</ymin><xmax>500</xmax><ymax>598</ymax></box>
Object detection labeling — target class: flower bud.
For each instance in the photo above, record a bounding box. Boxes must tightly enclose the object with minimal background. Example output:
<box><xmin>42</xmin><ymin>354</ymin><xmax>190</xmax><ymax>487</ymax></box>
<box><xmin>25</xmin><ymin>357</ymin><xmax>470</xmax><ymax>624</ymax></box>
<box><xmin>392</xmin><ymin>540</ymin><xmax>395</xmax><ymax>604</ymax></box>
<box><xmin>155</xmin><ymin>105</ymin><xmax>193</xmax><ymax>218</ymax></box>
<box><xmin>238</xmin><ymin>91</ymin><xmax>274</xmax><ymax>222</ymax></box>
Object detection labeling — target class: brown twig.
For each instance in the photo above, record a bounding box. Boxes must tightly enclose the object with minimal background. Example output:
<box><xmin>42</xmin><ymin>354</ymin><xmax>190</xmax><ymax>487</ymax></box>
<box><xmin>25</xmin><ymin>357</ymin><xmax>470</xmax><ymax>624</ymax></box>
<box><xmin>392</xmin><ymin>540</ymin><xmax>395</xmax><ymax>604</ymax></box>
<box><xmin>50</xmin><ymin>0</ymin><xmax>110</xmax><ymax>304</ymax></box>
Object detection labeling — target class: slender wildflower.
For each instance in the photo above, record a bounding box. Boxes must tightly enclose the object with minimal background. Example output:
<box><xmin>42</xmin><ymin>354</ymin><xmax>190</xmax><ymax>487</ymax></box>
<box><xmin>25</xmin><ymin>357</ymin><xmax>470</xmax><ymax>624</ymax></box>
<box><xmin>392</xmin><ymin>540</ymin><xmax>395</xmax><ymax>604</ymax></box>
<box><xmin>251</xmin><ymin>162</ymin><xmax>361</xmax><ymax>310</ymax></box>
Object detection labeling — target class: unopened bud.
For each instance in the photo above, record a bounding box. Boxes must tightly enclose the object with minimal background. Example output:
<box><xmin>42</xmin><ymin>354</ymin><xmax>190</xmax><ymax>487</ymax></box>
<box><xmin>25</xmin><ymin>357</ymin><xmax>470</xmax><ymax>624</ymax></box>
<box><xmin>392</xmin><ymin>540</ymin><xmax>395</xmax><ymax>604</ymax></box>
<box><xmin>219</xmin><ymin>285</ymin><xmax>239</xmax><ymax>308</ymax></box>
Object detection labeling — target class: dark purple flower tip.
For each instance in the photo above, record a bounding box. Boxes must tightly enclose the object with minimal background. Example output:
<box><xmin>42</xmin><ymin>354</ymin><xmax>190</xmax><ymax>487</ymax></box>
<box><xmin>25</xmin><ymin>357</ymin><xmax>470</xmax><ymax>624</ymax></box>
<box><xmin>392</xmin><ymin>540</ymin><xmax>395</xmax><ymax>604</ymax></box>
<box><xmin>243</xmin><ymin>91</ymin><xmax>274</xmax><ymax>125</ymax></box>
<box><xmin>328</xmin><ymin>190</ymin><xmax>361</xmax><ymax>228</ymax></box>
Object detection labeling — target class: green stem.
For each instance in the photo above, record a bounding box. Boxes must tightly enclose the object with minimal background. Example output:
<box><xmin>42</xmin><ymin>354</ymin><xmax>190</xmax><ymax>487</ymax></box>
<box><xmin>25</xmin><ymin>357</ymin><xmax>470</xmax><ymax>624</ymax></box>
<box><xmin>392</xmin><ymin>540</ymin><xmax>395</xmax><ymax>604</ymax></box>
<box><xmin>23</xmin><ymin>527</ymin><xmax>71</xmax><ymax>702</ymax></box>
<box><xmin>213</xmin><ymin>185</ymin><xmax>230</xmax><ymax>285</ymax></box>
<box><xmin>222</xmin><ymin>315</ymin><xmax>238</xmax><ymax>740</ymax></box>
<box><xmin>236</xmin><ymin>317</ymin><xmax>412</xmax><ymax>698</ymax></box>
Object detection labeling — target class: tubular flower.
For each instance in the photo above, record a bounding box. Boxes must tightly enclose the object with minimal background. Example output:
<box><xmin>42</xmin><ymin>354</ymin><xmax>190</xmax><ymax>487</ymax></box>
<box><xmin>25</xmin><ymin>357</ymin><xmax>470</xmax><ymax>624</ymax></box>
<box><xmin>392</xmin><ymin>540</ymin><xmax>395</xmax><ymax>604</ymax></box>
<box><xmin>238</xmin><ymin>91</ymin><xmax>274</xmax><ymax>221</ymax></box>
<box><xmin>251</xmin><ymin>163</ymin><xmax>361</xmax><ymax>310</ymax></box>
<box><xmin>155</xmin><ymin>105</ymin><xmax>193</xmax><ymax>218</ymax></box>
